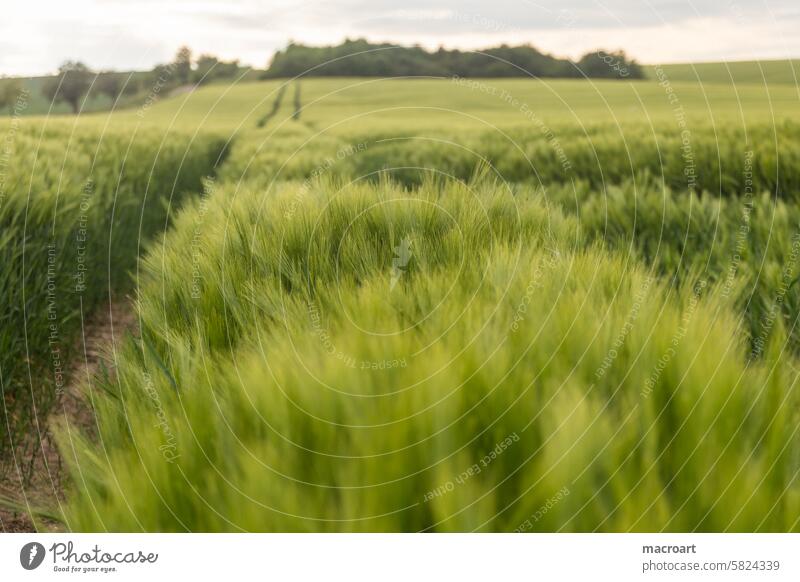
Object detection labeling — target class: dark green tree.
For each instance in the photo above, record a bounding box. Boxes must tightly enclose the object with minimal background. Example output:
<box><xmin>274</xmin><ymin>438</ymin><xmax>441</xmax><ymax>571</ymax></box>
<box><xmin>193</xmin><ymin>54</ymin><xmax>240</xmax><ymax>84</ymax></box>
<box><xmin>43</xmin><ymin>62</ymin><xmax>93</xmax><ymax>113</ymax></box>
<box><xmin>0</xmin><ymin>77</ymin><xmax>25</xmax><ymax>114</ymax></box>
<box><xmin>576</xmin><ymin>50</ymin><xmax>643</xmax><ymax>79</ymax></box>
<box><xmin>173</xmin><ymin>46</ymin><xmax>193</xmax><ymax>84</ymax></box>
<box><xmin>95</xmin><ymin>72</ymin><xmax>125</xmax><ymax>101</ymax></box>
<box><xmin>263</xmin><ymin>40</ymin><xmax>644</xmax><ymax>80</ymax></box>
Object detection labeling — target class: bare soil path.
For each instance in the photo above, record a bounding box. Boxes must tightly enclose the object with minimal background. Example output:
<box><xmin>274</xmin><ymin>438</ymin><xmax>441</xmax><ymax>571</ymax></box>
<box><xmin>0</xmin><ymin>299</ymin><xmax>137</xmax><ymax>532</ymax></box>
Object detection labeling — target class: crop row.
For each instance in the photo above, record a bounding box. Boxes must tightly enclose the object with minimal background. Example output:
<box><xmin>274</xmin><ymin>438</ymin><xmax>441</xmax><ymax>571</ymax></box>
<box><xmin>225</xmin><ymin>121</ymin><xmax>800</xmax><ymax>198</ymax></box>
<box><xmin>58</xmin><ymin>178</ymin><xmax>800</xmax><ymax>531</ymax></box>
<box><xmin>0</xmin><ymin>120</ymin><xmax>226</xmax><ymax>459</ymax></box>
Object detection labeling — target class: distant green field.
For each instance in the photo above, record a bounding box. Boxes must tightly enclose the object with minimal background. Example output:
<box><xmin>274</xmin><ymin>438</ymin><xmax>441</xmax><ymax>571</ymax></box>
<box><xmin>3</xmin><ymin>58</ymin><xmax>799</xmax><ymax>120</ymax></box>
<box><xmin>5</xmin><ymin>61</ymin><xmax>799</xmax><ymax>124</ymax></box>
<box><xmin>102</xmin><ymin>76</ymin><xmax>800</xmax><ymax>135</ymax></box>
<box><xmin>646</xmin><ymin>59</ymin><xmax>800</xmax><ymax>85</ymax></box>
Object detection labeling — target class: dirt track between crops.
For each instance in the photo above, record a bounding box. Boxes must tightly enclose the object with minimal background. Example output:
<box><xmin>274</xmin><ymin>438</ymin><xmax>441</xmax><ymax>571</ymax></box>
<box><xmin>0</xmin><ymin>299</ymin><xmax>137</xmax><ymax>532</ymax></box>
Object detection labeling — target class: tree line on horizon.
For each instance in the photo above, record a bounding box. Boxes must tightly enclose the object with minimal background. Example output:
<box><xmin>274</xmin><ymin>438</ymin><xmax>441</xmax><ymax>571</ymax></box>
<box><xmin>0</xmin><ymin>47</ymin><xmax>244</xmax><ymax>114</ymax></box>
<box><xmin>263</xmin><ymin>39</ymin><xmax>644</xmax><ymax>80</ymax></box>
<box><xmin>0</xmin><ymin>40</ymin><xmax>643</xmax><ymax>115</ymax></box>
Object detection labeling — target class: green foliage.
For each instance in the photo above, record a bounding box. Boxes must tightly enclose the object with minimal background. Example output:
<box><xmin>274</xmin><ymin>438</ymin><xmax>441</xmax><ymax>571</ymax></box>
<box><xmin>42</xmin><ymin>62</ymin><xmax>93</xmax><ymax>114</ymax></box>
<box><xmin>194</xmin><ymin>55</ymin><xmax>242</xmax><ymax>85</ymax></box>
<box><xmin>1</xmin><ymin>75</ymin><xmax>795</xmax><ymax>532</ymax></box>
<box><xmin>263</xmin><ymin>39</ymin><xmax>644</xmax><ymax>79</ymax></box>
<box><xmin>93</xmin><ymin>72</ymin><xmax>127</xmax><ymax>101</ymax></box>
<box><xmin>1</xmin><ymin>48</ymin><xmax>246</xmax><ymax>119</ymax></box>
<box><xmin>221</xmin><ymin>119</ymin><xmax>800</xmax><ymax>199</ymax></box>
<box><xmin>173</xmin><ymin>46</ymin><xmax>193</xmax><ymax>85</ymax></box>
<box><xmin>58</xmin><ymin>177</ymin><xmax>800</xmax><ymax>531</ymax></box>
<box><xmin>576</xmin><ymin>50</ymin><xmax>644</xmax><ymax>79</ymax></box>
<box><xmin>0</xmin><ymin>78</ymin><xmax>25</xmax><ymax>114</ymax></box>
<box><xmin>0</xmin><ymin>120</ymin><xmax>226</xmax><ymax>460</ymax></box>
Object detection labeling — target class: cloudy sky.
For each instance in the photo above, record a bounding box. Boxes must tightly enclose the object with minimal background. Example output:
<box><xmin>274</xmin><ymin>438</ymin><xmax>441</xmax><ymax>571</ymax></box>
<box><xmin>1</xmin><ymin>0</ymin><xmax>799</xmax><ymax>75</ymax></box>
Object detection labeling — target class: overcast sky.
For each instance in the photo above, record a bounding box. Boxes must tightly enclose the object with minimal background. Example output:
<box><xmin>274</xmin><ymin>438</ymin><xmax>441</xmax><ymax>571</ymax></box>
<box><xmin>1</xmin><ymin>0</ymin><xmax>799</xmax><ymax>76</ymax></box>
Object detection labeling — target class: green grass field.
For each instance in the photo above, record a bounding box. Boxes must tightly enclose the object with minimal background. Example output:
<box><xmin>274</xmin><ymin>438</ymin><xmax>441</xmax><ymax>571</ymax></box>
<box><xmin>4</xmin><ymin>69</ymin><xmax>800</xmax><ymax>531</ymax></box>
<box><xmin>646</xmin><ymin>59</ymin><xmax>800</xmax><ymax>85</ymax></box>
<box><xmin>108</xmin><ymin>74</ymin><xmax>800</xmax><ymax>131</ymax></box>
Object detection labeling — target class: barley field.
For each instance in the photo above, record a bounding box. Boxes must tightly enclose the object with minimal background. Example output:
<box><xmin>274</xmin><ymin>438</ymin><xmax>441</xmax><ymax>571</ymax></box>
<box><xmin>3</xmin><ymin>70</ymin><xmax>800</xmax><ymax>531</ymax></box>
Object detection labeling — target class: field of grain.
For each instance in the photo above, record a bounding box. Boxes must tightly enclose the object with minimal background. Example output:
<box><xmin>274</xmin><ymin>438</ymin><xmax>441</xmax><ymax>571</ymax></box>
<box><xmin>3</xmin><ymin>70</ymin><xmax>800</xmax><ymax>531</ymax></box>
<box><xmin>646</xmin><ymin>60</ymin><xmax>800</xmax><ymax>85</ymax></box>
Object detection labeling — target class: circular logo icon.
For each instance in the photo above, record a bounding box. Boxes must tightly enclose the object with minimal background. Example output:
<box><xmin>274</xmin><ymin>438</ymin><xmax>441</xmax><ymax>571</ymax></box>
<box><xmin>19</xmin><ymin>542</ymin><xmax>46</xmax><ymax>570</ymax></box>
